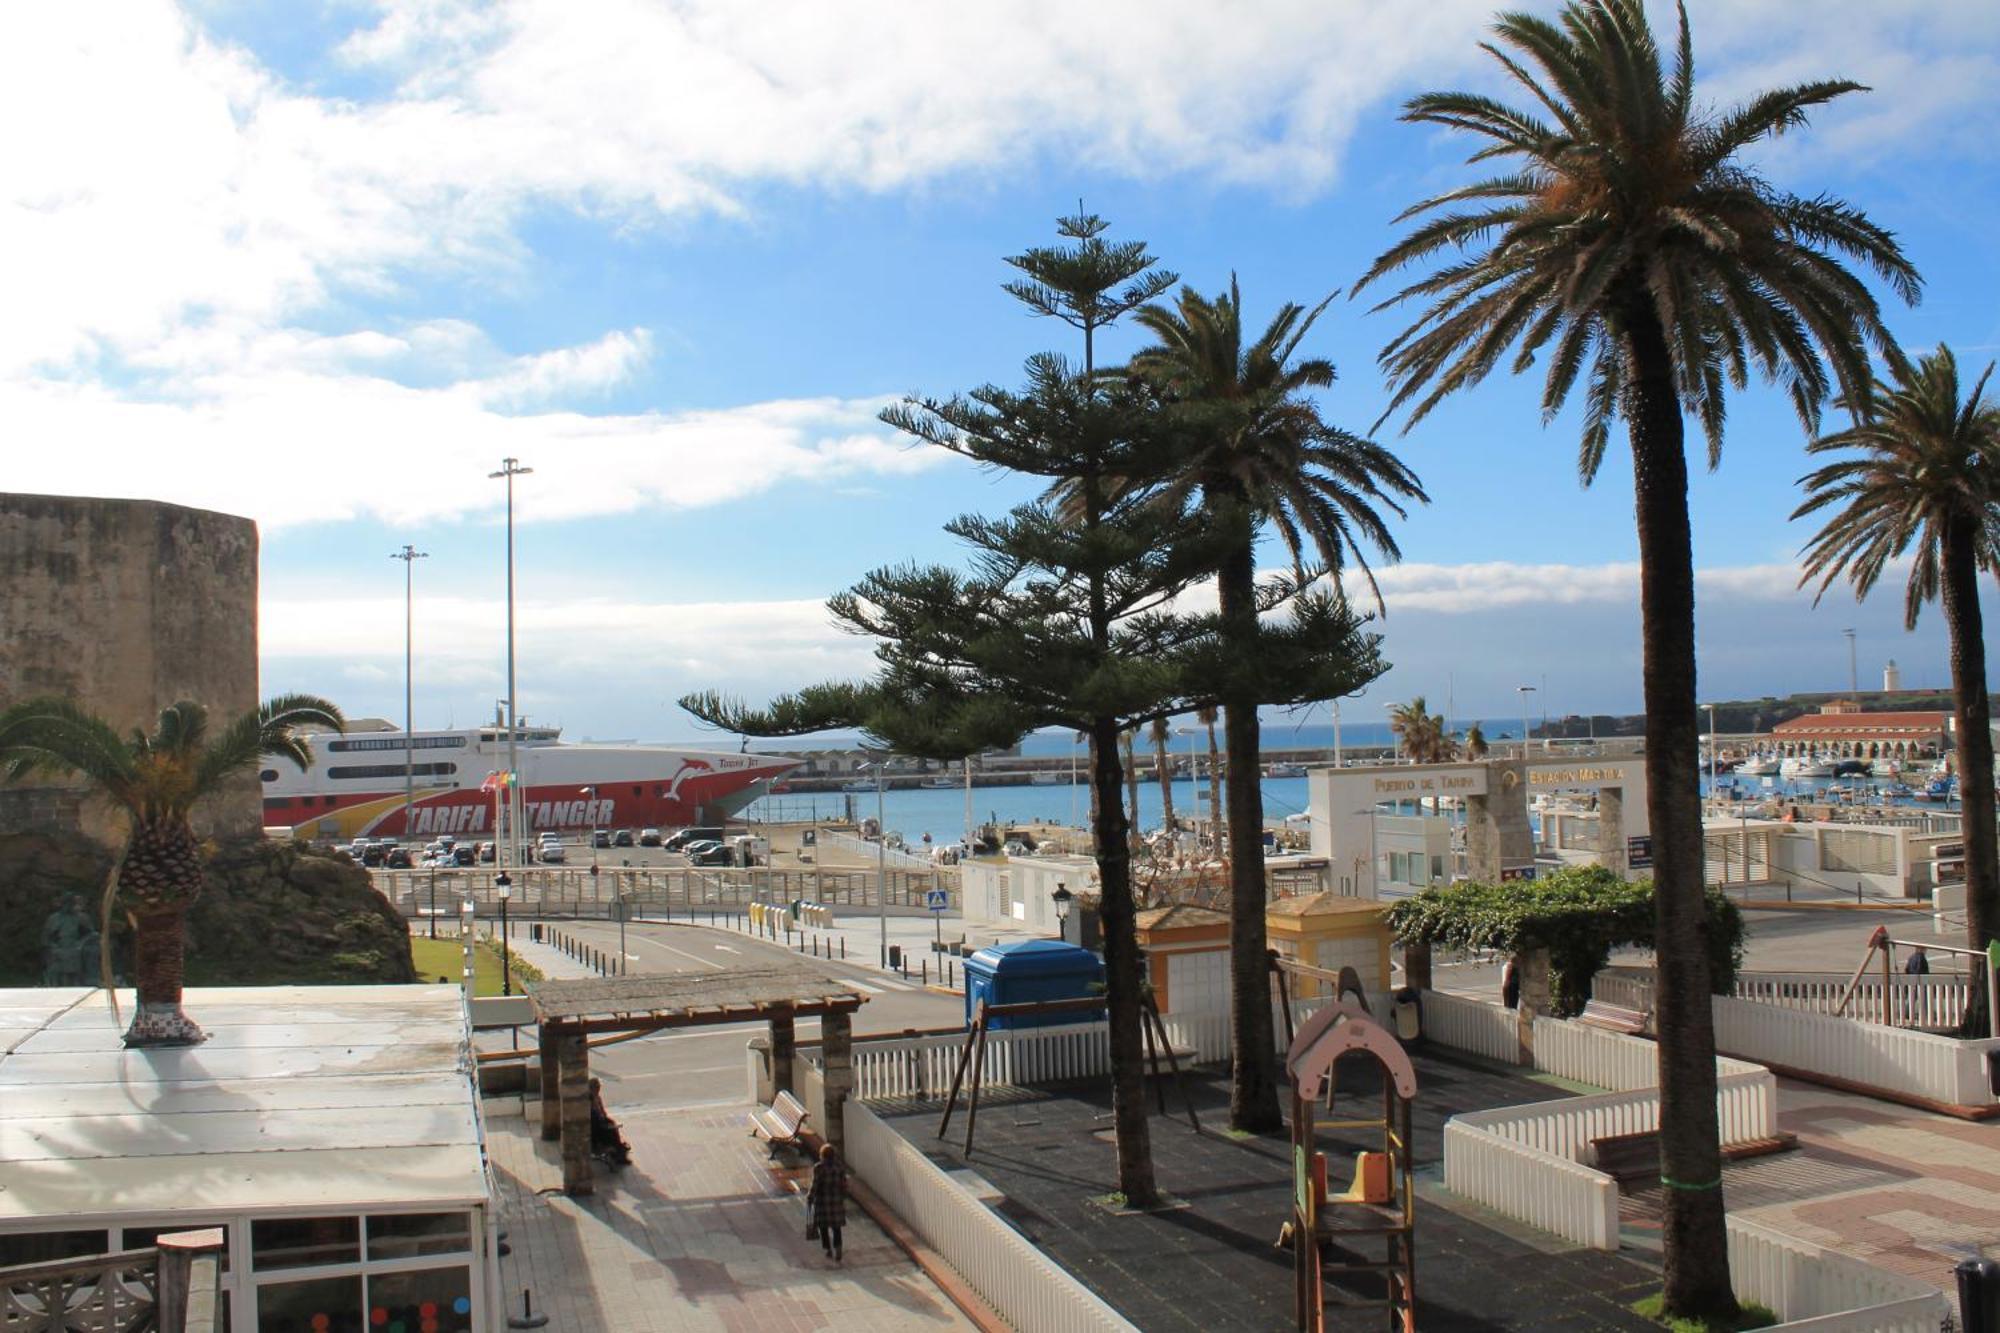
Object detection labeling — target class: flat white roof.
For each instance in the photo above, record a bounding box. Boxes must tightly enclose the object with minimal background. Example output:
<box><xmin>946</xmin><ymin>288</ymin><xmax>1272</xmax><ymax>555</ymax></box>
<box><xmin>0</xmin><ymin>984</ymin><xmax>486</xmax><ymax>1225</ymax></box>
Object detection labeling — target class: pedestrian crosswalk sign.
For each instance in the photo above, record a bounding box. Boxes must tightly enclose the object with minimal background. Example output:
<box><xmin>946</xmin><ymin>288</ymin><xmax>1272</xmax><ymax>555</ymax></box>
<box><xmin>925</xmin><ymin>888</ymin><xmax>949</xmax><ymax>912</ymax></box>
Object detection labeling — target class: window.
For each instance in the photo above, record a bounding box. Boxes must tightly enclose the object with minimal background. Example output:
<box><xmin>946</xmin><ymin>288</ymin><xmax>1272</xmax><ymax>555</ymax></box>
<box><xmin>326</xmin><ymin>735</ymin><xmax>466</xmax><ymax>753</ymax></box>
<box><xmin>260</xmin><ymin>770</ymin><xmax>279</xmax><ymax>783</ymax></box>
<box><xmin>0</xmin><ymin>1229</ymin><xmax>108</xmax><ymax>1267</ymax></box>
<box><xmin>367</xmin><ymin>1267</ymin><xmax>473</xmax><ymax>1332</ymax></box>
<box><xmin>325</xmin><ymin>763</ymin><xmax>459</xmax><ymax>781</ymax></box>
<box><xmin>253</xmin><ymin>1217</ymin><xmax>358</xmax><ymax>1270</ymax></box>
<box><xmin>256</xmin><ymin>1273</ymin><xmax>360</xmax><ymax>1330</ymax></box>
<box><xmin>365</xmin><ymin>1214</ymin><xmax>470</xmax><ymax>1262</ymax></box>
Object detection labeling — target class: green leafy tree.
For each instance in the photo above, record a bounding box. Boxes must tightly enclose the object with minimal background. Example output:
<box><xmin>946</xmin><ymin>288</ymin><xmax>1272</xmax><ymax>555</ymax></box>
<box><xmin>1390</xmin><ymin>696</ymin><xmax>1453</xmax><ymax>765</ymax></box>
<box><xmin>1463</xmin><ymin>722</ymin><xmax>1490</xmax><ymax>760</ymax></box>
<box><xmin>1794</xmin><ymin>345</ymin><xmax>1999</xmax><ymax>1033</ymax></box>
<box><xmin>1387</xmin><ymin>866</ymin><xmax>1742</xmax><ymax>1018</ymax></box>
<box><xmin>1354</xmin><ymin>1</ymin><xmax>1918</xmax><ymax>1315</ymax></box>
<box><xmin>0</xmin><ymin>694</ymin><xmax>344</xmax><ymax>1046</ymax></box>
<box><xmin>1117</xmin><ymin>277</ymin><xmax>1425</xmax><ymax>1132</ymax></box>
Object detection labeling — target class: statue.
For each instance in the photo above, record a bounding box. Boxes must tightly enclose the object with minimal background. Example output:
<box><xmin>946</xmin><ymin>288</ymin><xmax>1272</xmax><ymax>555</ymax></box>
<box><xmin>41</xmin><ymin>894</ymin><xmax>101</xmax><ymax>987</ymax></box>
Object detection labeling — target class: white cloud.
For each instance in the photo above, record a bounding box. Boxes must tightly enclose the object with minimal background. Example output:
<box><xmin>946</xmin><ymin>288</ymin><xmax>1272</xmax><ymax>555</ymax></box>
<box><xmin>1351</xmin><ymin>560</ymin><xmax>1811</xmax><ymax>615</ymax></box>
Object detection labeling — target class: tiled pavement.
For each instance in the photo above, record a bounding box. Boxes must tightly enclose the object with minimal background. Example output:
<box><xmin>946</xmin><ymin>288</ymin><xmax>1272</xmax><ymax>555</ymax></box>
<box><xmin>487</xmin><ymin>1098</ymin><xmax>974</xmax><ymax>1332</ymax></box>
<box><xmin>1730</xmin><ymin>1081</ymin><xmax>1999</xmax><ymax>1296</ymax></box>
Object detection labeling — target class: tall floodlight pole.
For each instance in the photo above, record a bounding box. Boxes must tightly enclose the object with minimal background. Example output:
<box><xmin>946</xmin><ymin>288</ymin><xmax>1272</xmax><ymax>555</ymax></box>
<box><xmin>1844</xmin><ymin>628</ymin><xmax>1857</xmax><ymax>696</ymax></box>
<box><xmin>1705</xmin><ymin>703</ymin><xmax>1718</xmax><ymax>796</ymax></box>
<box><xmin>489</xmin><ymin>458</ymin><xmax>533</xmax><ymax>868</ymax></box>
<box><xmin>1517</xmin><ymin>685</ymin><xmax>1537</xmax><ymax>762</ymax></box>
<box><xmin>391</xmin><ymin>545</ymin><xmax>429</xmax><ymax>843</ymax></box>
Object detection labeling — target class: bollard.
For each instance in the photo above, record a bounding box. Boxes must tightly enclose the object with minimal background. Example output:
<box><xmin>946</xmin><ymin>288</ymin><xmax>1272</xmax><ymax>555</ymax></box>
<box><xmin>921</xmin><ymin>959</ymin><xmax>928</xmax><ymax>986</ymax></box>
<box><xmin>840</xmin><ymin>937</ymin><xmax>846</xmax><ymax>960</ymax></box>
<box><xmin>507</xmin><ymin>1287</ymin><xmax>549</xmax><ymax>1330</ymax></box>
<box><xmin>1960</xmin><ymin>1258</ymin><xmax>2000</xmax><ymax>1333</ymax></box>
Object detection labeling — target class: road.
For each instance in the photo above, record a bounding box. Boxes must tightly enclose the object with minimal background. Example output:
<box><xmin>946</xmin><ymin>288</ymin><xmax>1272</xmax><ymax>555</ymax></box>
<box><xmin>509</xmin><ymin>917</ymin><xmax>965</xmax><ymax>1113</ymax></box>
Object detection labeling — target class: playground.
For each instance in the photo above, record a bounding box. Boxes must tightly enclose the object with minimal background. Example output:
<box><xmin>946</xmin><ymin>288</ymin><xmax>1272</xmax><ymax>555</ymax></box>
<box><xmin>873</xmin><ymin>1047</ymin><xmax>1664</xmax><ymax>1331</ymax></box>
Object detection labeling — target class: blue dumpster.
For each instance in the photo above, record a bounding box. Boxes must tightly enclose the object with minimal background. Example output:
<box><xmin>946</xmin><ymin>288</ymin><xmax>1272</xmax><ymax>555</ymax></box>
<box><xmin>963</xmin><ymin>939</ymin><xmax>1106</xmax><ymax>1030</ymax></box>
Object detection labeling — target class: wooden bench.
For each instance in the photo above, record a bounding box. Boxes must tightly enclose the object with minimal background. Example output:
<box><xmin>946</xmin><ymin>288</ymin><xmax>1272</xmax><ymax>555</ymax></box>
<box><xmin>749</xmin><ymin>1091</ymin><xmax>809</xmax><ymax>1154</ymax></box>
<box><xmin>1578</xmin><ymin>999</ymin><xmax>1649</xmax><ymax>1035</ymax></box>
<box><xmin>1590</xmin><ymin>1130</ymin><xmax>1659</xmax><ymax>1185</ymax></box>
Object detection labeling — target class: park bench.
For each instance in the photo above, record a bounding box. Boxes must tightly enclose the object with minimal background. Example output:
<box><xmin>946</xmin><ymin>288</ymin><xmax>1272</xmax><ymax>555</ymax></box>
<box><xmin>749</xmin><ymin>1091</ymin><xmax>809</xmax><ymax>1155</ymax></box>
<box><xmin>1578</xmin><ymin>999</ymin><xmax>1649</xmax><ymax>1035</ymax></box>
<box><xmin>1590</xmin><ymin>1130</ymin><xmax>1659</xmax><ymax>1185</ymax></box>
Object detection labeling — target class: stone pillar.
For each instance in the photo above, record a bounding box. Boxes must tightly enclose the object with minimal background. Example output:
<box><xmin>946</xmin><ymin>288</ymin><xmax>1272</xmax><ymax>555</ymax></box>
<box><xmin>1598</xmin><ymin>786</ymin><xmax>1628</xmax><ymax>877</ymax></box>
<box><xmin>1402</xmin><ymin>941</ymin><xmax>1432</xmax><ymax>992</ymax></box>
<box><xmin>539</xmin><ymin>1029</ymin><xmax>561</xmax><ymax>1141</ymax></box>
<box><xmin>1467</xmin><ymin>760</ymin><xmax>1535</xmax><ymax>883</ymax></box>
<box><xmin>558</xmin><ymin>1031</ymin><xmax>593</xmax><ymax>1196</ymax></box>
<box><xmin>769</xmin><ymin>1010</ymin><xmax>795</xmax><ymax>1097</ymax></box>
<box><xmin>747</xmin><ymin>1035</ymin><xmax>775</xmax><ymax>1104</ymax></box>
<box><xmin>1516</xmin><ymin>947</ymin><xmax>1551</xmax><ymax>1067</ymax></box>
<box><xmin>821</xmin><ymin>1011</ymin><xmax>852</xmax><ymax>1157</ymax></box>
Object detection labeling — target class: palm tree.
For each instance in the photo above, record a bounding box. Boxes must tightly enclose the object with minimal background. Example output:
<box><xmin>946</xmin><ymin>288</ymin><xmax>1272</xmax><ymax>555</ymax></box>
<box><xmin>1464</xmin><ymin>722</ymin><xmax>1490</xmax><ymax>760</ymax></box>
<box><xmin>1390</xmin><ymin>696</ymin><xmax>1450</xmax><ymax>764</ymax></box>
<box><xmin>1125</xmin><ymin>277</ymin><xmax>1426</xmax><ymax>1132</ymax></box>
<box><xmin>1794</xmin><ymin>345</ymin><xmax>1998</xmax><ymax>1033</ymax></box>
<box><xmin>0</xmin><ymin>694</ymin><xmax>344</xmax><ymax>1046</ymax></box>
<box><xmin>1199</xmin><ymin>704</ymin><xmax>1222</xmax><ymax>839</ymax></box>
<box><xmin>1354</xmin><ymin>1</ymin><xmax>1919</xmax><ymax>1316</ymax></box>
<box><xmin>1150</xmin><ymin>717</ymin><xmax>1177</xmax><ymax>833</ymax></box>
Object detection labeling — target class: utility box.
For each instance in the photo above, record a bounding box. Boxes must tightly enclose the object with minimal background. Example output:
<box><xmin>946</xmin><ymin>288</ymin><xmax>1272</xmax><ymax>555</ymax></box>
<box><xmin>964</xmin><ymin>939</ymin><xmax>1106</xmax><ymax>1030</ymax></box>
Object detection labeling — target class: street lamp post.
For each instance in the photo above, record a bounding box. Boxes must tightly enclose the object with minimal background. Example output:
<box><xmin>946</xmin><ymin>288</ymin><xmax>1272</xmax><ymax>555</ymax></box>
<box><xmin>427</xmin><ymin>859</ymin><xmax>438</xmax><ymax>940</ymax></box>
<box><xmin>584</xmin><ymin>785</ymin><xmax>620</xmax><ymax>965</ymax></box>
<box><xmin>1705</xmin><ymin>703</ymin><xmax>1718</xmax><ymax>796</ymax></box>
<box><xmin>392</xmin><ymin>545</ymin><xmax>429</xmax><ymax>846</ymax></box>
<box><xmin>489</xmin><ymin>457</ymin><xmax>533</xmax><ymax>872</ymax></box>
<box><xmin>1517</xmin><ymin>685</ymin><xmax>1537</xmax><ymax>762</ymax></box>
<box><xmin>874</xmin><ymin>760</ymin><xmax>888</xmax><ymax>968</ymax></box>
<box><xmin>496</xmin><ymin>874</ymin><xmax>513</xmax><ymax>997</ymax></box>
<box><xmin>1052</xmin><ymin>883</ymin><xmax>1073</xmax><ymax>941</ymax></box>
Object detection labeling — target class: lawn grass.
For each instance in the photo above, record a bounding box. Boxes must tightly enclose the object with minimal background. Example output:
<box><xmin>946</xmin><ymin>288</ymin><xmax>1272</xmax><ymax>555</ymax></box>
<box><xmin>1632</xmin><ymin>1294</ymin><xmax>1779</xmax><ymax>1332</ymax></box>
<box><xmin>409</xmin><ymin>935</ymin><xmax>542</xmax><ymax>996</ymax></box>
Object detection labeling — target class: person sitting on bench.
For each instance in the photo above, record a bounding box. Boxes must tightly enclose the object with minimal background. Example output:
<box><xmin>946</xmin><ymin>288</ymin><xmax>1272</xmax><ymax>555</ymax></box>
<box><xmin>589</xmin><ymin>1078</ymin><xmax>632</xmax><ymax>1168</ymax></box>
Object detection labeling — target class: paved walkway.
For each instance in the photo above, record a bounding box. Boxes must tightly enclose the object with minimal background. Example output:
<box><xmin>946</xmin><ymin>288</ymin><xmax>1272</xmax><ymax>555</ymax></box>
<box><xmin>488</xmin><ymin>1097</ymin><xmax>974</xmax><ymax>1331</ymax></box>
<box><xmin>1732</xmin><ymin>1081</ymin><xmax>1999</xmax><ymax>1296</ymax></box>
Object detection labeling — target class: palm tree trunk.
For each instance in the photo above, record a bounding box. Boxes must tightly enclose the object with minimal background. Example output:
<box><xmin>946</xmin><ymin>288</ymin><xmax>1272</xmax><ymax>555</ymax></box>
<box><xmin>1123</xmin><ymin>730</ymin><xmax>1142</xmax><ymax>851</ymax></box>
<box><xmin>1155</xmin><ymin>725</ymin><xmax>1177</xmax><ymax>833</ymax></box>
<box><xmin>1091</xmin><ymin>717</ymin><xmax>1158</xmax><ymax>1206</ymax></box>
<box><xmin>1625</xmin><ymin>300</ymin><xmax>1735</xmax><ymax>1319</ymax></box>
<box><xmin>1941</xmin><ymin>516</ymin><xmax>1997</xmax><ymax>1036</ymax></box>
<box><xmin>1218</xmin><ymin>537</ymin><xmax>1282</xmax><ymax>1133</ymax></box>
<box><xmin>1205</xmin><ymin>717</ymin><xmax>1223</xmax><ymax>842</ymax></box>
<box><xmin>126</xmin><ymin>906</ymin><xmax>205</xmax><ymax>1046</ymax></box>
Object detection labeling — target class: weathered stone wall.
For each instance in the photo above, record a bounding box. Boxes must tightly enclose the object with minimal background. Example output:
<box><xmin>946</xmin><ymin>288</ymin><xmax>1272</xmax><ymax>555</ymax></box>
<box><xmin>0</xmin><ymin>493</ymin><xmax>259</xmax><ymax>839</ymax></box>
<box><xmin>0</xmin><ymin>832</ymin><xmax>417</xmax><ymax>987</ymax></box>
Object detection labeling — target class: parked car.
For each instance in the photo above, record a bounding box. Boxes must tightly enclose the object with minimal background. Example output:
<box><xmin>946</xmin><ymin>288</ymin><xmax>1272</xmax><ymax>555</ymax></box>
<box><xmin>360</xmin><ymin>844</ymin><xmax>389</xmax><ymax>867</ymax></box>
<box><xmin>385</xmin><ymin>847</ymin><xmax>413</xmax><ymax>869</ymax></box>
<box><xmin>638</xmin><ymin>828</ymin><xmax>663</xmax><ymax>847</ymax></box>
<box><xmin>591</xmin><ymin>829</ymin><xmax>611</xmax><ymax>848</ymax></box>
<box><xmin>663</xmin><ymin>826</ymin><xmax>723</xmax><ymax>852</ymax></box>
<box><xmin>540</xmin><ymin>841</ymin><xmax>567</xmax><ymax>863</ymax></box>
<box><xmin>688</xmin><ymin>843</ymin><xmax>732</xmax><ymax>867</ymax></box>
<box><xmin>612</xmin><ymin>829</ymin><xmax>635</xmax><ymax>847</ymax></box>
<box><xmin>452</xmin><ymin>846</ymin><xmax>478</xmax><ymax>867</ymax></box>
<box><xmin>680</xmin><ymin>840</ymin><xmax>722</xmax><ymax>860</ymax></box>
<box><xmin>477</xmin><ymin>841</ymin><xmax>496</xmax><ymax>863</ymax></box>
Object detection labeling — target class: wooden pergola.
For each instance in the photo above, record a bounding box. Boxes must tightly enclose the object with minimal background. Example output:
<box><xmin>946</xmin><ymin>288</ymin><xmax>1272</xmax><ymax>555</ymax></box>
<box><xmin>526</xmin><ymin>968</ymin><xmax>868</xmax><ymax>1195</ymax></box>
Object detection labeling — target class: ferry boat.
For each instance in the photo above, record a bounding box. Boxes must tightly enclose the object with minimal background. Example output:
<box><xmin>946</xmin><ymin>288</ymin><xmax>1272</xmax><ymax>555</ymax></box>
<box><xmin>263</xmin><ymin>721</ymin><xmax>797</xmax><ymax>841</ymax></box>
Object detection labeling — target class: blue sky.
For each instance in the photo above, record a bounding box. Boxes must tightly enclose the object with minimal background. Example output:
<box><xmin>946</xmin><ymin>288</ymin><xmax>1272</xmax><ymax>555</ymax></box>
<box><xmin>6</xmin><ymin>1</ymin><xmax>1998</xmax><ymax>743</ymax></box>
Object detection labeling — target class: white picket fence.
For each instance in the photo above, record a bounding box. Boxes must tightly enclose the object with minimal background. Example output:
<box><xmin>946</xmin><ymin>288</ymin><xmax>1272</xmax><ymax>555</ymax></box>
<box><xmin>795</xmin><ymin>1062</ymin><xmax>1138</xmax><ymax>1333</ymax></box>
<box><xmin>1419</xmin><ymin>989</ymin><xmax>1521</xmax><ymax>1062</ymax></box>
<box><xmin>1727</xmin><ymin>1216</ymin><xmax>1951</xmax><ymax>1332</ymax></box>
<box><xmin>1597</xmin><ymin>967</ymin><xmax>1971</xmax><ymax>1032</ymax></box>
<box><xmin>1711</xmin><ymin>994</ymin><xmax>2000</xmax><ymax>1109</ymax></box>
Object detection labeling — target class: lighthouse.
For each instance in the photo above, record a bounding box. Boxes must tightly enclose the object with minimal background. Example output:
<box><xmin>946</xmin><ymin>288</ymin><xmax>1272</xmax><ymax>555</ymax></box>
<box><xmin>1882</xmin><ymin>659</ymin><xmax>1902</xmax><ymax>693</ymax></box>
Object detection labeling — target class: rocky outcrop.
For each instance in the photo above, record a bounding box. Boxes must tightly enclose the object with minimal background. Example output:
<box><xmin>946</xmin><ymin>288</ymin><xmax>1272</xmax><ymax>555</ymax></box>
<box><xmin>0</xmin><ymin>833</ymin><xmax>414</xmax><ymax>986</ymax></box>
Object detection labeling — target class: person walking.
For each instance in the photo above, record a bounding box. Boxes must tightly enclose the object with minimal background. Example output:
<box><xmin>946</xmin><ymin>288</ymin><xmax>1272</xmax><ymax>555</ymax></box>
<box><xmin>1903</xmin><ymin>946</ymin><xmax>1930</xmax><ymax>976</ymax></box>
<box><xmin>807</xmin><ymin>1143</ymin><xmax>847</xmax><ymax>1262</ymax></box>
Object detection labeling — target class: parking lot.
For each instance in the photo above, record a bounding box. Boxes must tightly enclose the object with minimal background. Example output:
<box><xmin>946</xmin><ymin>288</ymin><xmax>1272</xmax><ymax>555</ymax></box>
<box><xmin>330</xmin><ymin>824</ymin><xmax>776</xmax><ymax>870</ymax></box>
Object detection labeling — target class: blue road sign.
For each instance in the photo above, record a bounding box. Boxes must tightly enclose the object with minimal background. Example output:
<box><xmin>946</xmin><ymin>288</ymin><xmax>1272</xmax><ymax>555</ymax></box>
<box><xmin>925</xmin><ymin>888</ymin><xmax>950</xmax><ymax>912</ymax></box>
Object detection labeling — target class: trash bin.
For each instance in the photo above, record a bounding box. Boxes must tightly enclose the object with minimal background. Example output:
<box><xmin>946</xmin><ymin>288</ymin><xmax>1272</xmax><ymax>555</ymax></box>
<box><xmin>963</xmin><ymin>939</ymin><xmax>1106</xmax><ymax>1030</ymax></box>
<box><xmin>1391</xmin><ymin>986</ymin><xmax>1422</xmax><ymax>1041</ymax></box>
<box><xmin>1958</xmin><ymin>1258</ymin><xmax>2000</xmax><ymax>1333</ymax></box>
<box><xmin>887</xmin><ymin>945</ymin><xmax>903</xmax><ymax>971</ymax></box>
<box><xmin>530</xmin><ymin>923</ymin><xmax>543</xmax><ymax>943</ymax></box>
